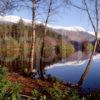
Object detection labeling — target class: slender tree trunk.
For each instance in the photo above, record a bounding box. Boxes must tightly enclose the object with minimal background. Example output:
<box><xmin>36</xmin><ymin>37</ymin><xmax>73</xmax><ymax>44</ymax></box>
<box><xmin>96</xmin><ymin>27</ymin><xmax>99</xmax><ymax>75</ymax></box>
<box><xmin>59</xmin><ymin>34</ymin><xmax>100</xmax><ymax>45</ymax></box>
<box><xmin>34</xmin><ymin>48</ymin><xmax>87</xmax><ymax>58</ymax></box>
<box><xmin>39</xmin><ymin>23</ymin><xmax>48</xmax><ymax>79</ymax></box>
<box><xmin>29</xmin><ymin>0</ymin><xmax>36</xmax><ymax>73</ymax></box>
<box><xmin>77</xmin><ymin>0</ymin><xmax>99</xmax><ymax>87</ymax></box>
<box><xmin>39</xmin><ymin>0</ymin><xmax>53</xmax><ymax>79</ymax></box>
<box><xmin>78</xmin><ymin>38</ymin><xmax>98</xmax><ymax>86</ymax></box>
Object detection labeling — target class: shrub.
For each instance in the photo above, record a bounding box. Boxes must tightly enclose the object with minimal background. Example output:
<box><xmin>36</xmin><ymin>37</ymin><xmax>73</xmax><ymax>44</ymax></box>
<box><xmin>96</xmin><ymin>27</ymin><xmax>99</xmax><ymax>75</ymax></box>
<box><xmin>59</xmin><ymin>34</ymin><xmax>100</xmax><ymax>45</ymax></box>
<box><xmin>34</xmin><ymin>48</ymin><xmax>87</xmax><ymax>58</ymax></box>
<box><xmin>31</xmin><ymin>85</ymin><xmax>88</xmax><ymax>100</ymax></box>
<box><xmin>32</xmin><ymin>86</ymin><xmax>67</xmax><ymax>100</ymax></box>
<box><xmin>0</xmin><ymin>67</ymin><xmax>10</xmax><ymax>99</ymax></box>
<box><xmin>87</xmin><ymin>90</ymin><xmax>100</xmax><ymax>100</ymax></box>
<box><xmin>19</xmin><ymin>41</ymin><xmax>31</xmax><ymax>59</ymax></box>
<box><xmin>0</xmin><ymin>36</ymin><xmax>20</xmax><ymax>62</ymax></box>
<box><xmin>42</xmin><ymin>44</ymin><xmax>55</xmax><ymax>60</ymax></box>
<box><xmin>60</xmin><ymin>43</ymin><xmax>75</xmax><ymax>58</ymax></box>
<box><xmin>83</xmin><ymin>42</ymin><xmax>93</xmax><ymax>54</ymax></box>
<box><xmin>32</xmin><ymin>89</ymin><xmax>47</xmax><ymax>100</ymax></box>
<box><xmin>55</xmin><ymin>45</ymin><xmax>60</xmax><ymax>55</ymax></box>
<box><xmin>67</xmin><ymin>90</ymin><xmax>86</xmax><ymax>100</ymax></box>
<box><xmin>46</xmin><ymin>86</ymin><xmax>67</xmax><ymax>100</ymax></box>
<box><xmin>10</xmin><ymin>83</ymin><xmax>21</xmax><ymax>100</ymax></box>
<box><xmin>46</xmin><ymin>74</ymin><xmax>62</xmax><ymax>83</ymax></box>
<box><xmin>0</xmin><ymin>67</ymin><xmax>21</xmax><ymax>100</ymax></box>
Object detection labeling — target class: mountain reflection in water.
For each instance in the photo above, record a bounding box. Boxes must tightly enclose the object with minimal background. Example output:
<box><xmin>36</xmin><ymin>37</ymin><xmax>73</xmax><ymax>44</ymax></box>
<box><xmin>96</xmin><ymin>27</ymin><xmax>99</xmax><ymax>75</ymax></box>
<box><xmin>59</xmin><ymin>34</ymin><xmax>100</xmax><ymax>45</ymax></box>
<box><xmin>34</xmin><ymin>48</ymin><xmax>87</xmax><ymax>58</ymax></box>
<box><xmin>46</xmin><ymin>54</ymin><xmax>100</xmax><ymax>92</ymax></box>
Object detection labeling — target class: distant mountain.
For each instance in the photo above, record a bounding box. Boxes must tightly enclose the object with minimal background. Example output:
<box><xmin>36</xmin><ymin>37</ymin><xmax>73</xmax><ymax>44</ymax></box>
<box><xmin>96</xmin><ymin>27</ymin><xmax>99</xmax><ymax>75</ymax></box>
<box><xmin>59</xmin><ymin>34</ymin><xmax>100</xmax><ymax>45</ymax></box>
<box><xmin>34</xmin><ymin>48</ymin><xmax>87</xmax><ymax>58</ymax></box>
<box><xmin>0</xmin><ymin>15</ymin><xmax>31</xmax><ymax>24</ymax></box>
<box><xmin>0</xmin><ymin>15</ymin><xmax>95</xmax><ymax>42</ymax></box>
<box><xmin>52</xmin><ymin>28</ymin><xmax>95</xmax><ymax>42</ymax></box>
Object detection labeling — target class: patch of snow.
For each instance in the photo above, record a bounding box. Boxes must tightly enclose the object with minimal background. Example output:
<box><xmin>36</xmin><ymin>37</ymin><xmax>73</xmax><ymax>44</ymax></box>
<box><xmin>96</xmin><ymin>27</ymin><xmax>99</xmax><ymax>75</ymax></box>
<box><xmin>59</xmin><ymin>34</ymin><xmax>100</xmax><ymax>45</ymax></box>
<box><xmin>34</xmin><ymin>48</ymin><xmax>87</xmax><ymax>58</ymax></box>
<box><xmin>0</xmin><ymin>15</ymin><xmax>86</xmax><ymax>32</ymax></box>
<box><xmin>88</xmin><ymin>31</ymin><xmax>100</xmax><ymax>38</ymax></box>
<box><xmin>47</xmin><ymin>24</ymin><xmax>86</xmax><ymax>32</ymax></box>
<box><xmin>0</xmin><ymin>15</ymin><xmax>32</xmax><ymax>24</ymax></box>
<box><xmin>88</xmin><ymin>31</ymin><xmax>95</xmax><ymax>36</ymax></box>
<box><xmin>0</xmin><ymin>15</ymin><xmax>20</xmax><ymax>23</ymax></box>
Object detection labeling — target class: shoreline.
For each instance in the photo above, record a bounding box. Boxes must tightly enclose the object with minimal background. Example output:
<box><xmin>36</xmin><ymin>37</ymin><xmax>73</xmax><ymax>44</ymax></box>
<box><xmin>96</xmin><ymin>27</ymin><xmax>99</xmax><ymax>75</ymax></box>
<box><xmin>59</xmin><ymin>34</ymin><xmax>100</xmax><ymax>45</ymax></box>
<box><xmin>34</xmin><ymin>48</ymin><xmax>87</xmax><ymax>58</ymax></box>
<box><xmin>45</xmin><ymin>53</ymin><xmax>100</xmax><ymax>70</ymax></box>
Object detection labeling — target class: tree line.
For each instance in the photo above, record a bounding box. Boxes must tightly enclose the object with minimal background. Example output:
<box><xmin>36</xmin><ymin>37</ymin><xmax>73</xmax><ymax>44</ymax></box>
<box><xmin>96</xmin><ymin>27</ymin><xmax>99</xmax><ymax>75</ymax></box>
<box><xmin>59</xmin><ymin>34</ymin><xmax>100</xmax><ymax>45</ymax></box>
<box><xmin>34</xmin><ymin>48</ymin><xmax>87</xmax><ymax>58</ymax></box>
<box><xmin>0</xmin><ymin>0</ymin><xmax>99</xmax><ymax>81</ymax></box>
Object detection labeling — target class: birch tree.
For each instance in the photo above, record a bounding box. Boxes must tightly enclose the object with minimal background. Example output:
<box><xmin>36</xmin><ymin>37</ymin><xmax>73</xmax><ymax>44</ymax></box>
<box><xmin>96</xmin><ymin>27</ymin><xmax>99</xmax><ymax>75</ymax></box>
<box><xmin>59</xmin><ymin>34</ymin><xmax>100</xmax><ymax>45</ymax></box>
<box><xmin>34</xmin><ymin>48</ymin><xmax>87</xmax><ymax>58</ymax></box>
<box><xmin>65</xmin><ymin>0</ymin><xmax>100</xmax><ymax>87</ymax></box>
<box><xmin>20</xmin><ymin>0</ymin><xmax>41</xmax><ymax>73</ymax></box>
<box><xmin>39</xmin><ymin>0</ymin><xmax>55</xmax><ymax>79</ymax></box>
<box><xmin>29</xmin><ymin>0</ymin><xmax>36</xmax><ymax>73</ymax></box>
<box><xmin>78</xmin><ymin>0</ymin><xmax>99</xmax><ymax>87</ymax></box>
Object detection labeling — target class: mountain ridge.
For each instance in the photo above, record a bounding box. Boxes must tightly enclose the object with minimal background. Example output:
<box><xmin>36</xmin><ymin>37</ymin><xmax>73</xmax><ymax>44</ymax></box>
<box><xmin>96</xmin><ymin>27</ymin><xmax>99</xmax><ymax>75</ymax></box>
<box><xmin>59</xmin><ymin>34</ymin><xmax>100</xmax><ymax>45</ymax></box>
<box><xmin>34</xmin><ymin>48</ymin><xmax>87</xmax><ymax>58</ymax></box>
<box><xmin>0</xmin><ymin>15</ymin><xmax>91</xmax><ymax>32</ymax></box>
<box><xmin>0</xmin><ymin>15</ymin><xmax>95</xmax><ymax>42</ymax></box>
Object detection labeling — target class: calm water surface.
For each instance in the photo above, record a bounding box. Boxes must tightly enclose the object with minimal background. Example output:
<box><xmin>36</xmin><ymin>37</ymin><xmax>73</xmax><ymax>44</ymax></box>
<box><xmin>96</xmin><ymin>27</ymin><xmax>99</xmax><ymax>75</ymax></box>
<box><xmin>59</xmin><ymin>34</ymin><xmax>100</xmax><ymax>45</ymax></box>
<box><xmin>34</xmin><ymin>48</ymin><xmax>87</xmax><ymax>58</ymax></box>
<box><xmin>46</xmin><ymin>54</ymin><xmax>100</xmax><ymax>92</ymax></box>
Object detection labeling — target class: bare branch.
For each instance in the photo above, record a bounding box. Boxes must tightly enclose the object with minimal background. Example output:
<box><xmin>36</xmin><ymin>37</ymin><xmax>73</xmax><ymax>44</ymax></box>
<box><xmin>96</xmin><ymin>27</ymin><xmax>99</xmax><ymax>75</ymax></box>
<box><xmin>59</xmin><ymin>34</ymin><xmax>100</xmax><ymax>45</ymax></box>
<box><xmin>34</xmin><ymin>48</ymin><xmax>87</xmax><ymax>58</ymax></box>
<box><xmin>83</xmin><ymin>0</ymin><xmax>96</xmax><ymax>34</ymax></box>
<box><xmin>0</xmin><ymin>0</ymin><xmax>18</xmax><ymax>15</ymax></box>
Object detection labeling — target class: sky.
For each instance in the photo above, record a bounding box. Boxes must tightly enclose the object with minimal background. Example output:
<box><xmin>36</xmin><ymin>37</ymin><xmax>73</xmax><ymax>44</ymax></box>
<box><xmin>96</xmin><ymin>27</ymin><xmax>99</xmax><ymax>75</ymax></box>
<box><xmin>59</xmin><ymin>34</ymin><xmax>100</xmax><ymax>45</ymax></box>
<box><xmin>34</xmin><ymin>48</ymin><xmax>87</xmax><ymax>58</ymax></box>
<box><xmin>8</xmin><ymin>0</ymin><xmax>93</xmax><ymax>32</ymax></box>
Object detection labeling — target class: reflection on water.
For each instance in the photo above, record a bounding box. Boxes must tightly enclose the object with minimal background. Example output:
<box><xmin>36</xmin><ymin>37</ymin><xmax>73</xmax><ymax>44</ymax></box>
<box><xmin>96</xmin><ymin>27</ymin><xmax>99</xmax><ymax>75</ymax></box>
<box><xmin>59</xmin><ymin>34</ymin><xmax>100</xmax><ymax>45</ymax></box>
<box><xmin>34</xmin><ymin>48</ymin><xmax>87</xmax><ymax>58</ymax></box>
<box><xmin>46</xmin><ymin>54</ymin><xmax>100</xmax><ymax>92</ymax></box>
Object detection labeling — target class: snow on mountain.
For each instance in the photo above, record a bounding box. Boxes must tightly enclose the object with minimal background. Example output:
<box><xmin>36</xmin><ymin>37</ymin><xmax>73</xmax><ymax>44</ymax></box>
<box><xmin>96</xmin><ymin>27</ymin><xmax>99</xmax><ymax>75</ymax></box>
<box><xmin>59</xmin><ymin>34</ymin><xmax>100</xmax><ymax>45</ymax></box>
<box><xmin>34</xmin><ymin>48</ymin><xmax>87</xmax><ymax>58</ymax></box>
<box><xmin>0</xmin><ymin>15</ymin><xmax>95</xmax><ymax>42</ymax></box>
<box><xmin>0</xmin><ymin>15</ymin><xmax>32</xmax><ymax>24</ymax></box>
<box><xmin>0</xmin><ymin>15</ymin><xmax>98</xmax><ymax>40</ymax></box>
<box><xmin>89</xmin><ymin>31</ymin><xmax>94</xmax><ymax>36</ymax></box>
<box><xmin>47</xmin><ymin>24</ymin><xmax>86</xmax><ymax>32</ymax></box>
<box><xmin>88</xmin><ymin>31</ymin><xmax>100</xmax><ymax>38</ymax></box>
<box><xmin>0</xmin><ymin>15</ymin><xmax>87</xmax><ymax>32</ymax></box>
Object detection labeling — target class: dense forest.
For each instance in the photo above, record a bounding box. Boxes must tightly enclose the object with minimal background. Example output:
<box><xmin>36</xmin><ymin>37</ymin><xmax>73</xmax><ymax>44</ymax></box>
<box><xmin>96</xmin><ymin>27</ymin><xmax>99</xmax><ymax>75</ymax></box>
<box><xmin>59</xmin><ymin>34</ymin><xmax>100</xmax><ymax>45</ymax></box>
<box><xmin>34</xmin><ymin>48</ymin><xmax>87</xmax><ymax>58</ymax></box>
<box><xmin>0</xmin><ymin>19</ymin><xmax>98</xmax><ymax>74</ymax></box>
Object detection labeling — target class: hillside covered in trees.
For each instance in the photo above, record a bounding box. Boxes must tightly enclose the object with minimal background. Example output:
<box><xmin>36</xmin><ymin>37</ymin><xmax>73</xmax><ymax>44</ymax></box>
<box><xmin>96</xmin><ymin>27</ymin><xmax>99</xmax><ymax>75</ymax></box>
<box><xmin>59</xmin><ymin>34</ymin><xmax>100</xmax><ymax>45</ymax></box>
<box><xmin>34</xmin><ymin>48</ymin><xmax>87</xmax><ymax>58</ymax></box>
<box><xmin>0</xmin><ymin>18</ymin><xmax>99</xmax><ymax>74</ymax></box>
